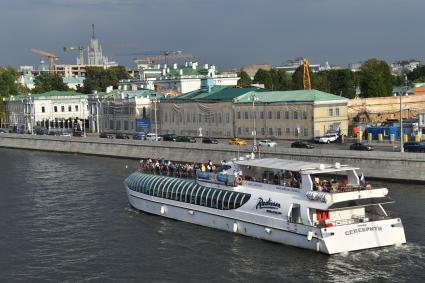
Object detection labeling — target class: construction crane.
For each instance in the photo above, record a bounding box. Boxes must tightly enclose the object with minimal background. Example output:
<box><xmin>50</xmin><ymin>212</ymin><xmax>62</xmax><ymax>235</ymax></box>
<box><xmin>30</xmin><ymin>48</ymin><xmax>58</xmax><ymax>70</ymax></box>
<box><xmin>303</xmin><ymin>58</ymin><xmax>311</xmax><ymax>90</ymax></box>
<box><xmin>63</xmin><ymin>46</ymin><xmax>85</xmax><ymax>65</ymax></box>
<box><xmin>119</xmin><ymin>50</ymin><xmax>193</xmax><ymax>66</ymax></box>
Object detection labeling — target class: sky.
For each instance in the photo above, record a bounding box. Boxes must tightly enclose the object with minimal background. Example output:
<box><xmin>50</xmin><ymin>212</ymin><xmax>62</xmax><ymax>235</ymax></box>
<box><xmin>0</xmin><ymin>0</ymin><xmax>424</xmax><ymax>70</ymax></box>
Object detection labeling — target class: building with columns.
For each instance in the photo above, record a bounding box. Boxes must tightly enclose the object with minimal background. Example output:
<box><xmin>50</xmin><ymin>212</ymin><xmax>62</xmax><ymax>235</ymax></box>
<box><xmin>154</xmin><ymin>82</ymin><xmax>348</xmax><ymax>140</ymax></box>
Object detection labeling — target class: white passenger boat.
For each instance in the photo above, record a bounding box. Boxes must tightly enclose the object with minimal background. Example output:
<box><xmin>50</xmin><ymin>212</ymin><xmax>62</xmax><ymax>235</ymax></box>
<box><xmin>124</xmin><ymin>157</ymin><xmax>406</xmax><ymax>254</ymax></box>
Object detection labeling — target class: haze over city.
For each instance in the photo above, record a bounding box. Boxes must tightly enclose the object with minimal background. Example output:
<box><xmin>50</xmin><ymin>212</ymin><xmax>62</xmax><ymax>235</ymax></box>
<box><xmin>1</xmin><ymin>0</ymin><xmax>424</xmax><ymax>69</ymax></box>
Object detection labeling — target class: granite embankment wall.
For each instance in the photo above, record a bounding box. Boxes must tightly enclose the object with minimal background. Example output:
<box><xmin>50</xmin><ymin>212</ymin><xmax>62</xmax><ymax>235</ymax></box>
<box><xmin>1</xmin><ymin>134</ymin><xmax>425</xmax><ymax>182</ymax></box>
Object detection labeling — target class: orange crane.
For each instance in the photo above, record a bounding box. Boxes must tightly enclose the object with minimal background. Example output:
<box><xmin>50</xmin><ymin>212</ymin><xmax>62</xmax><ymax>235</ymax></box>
<box><xmin>63</xmin><ymin>46</ymin><xmax>85</xmax><ymax>65</ymax></box>
<box><xmin>31</xmin><ymin>48</ymin><xmax>58</xmax><ymax>70</ymax></box>
<box><xmin>303</xmin><ymin>58</ymin><xmax>311</xmax><ymax>90</ymax></box>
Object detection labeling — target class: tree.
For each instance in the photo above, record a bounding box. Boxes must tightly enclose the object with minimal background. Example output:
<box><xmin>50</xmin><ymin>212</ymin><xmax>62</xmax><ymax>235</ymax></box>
<box><xmin>407</xmin><ymin>65</ymin><xmax>425</xmax><ymax>82</ymax></box>
<box><xmin>253</xmin><ymin>68</ymin><xmax>273</xmax><ymax>89</ymax></box>
<box><xmin>0</xmin><ymin>66</ymin><xmax>19</xmax><ymax>97</ymax></box>
<box><xmin>359</xmin><ymin>59</ymin><xmax>393</xmax><ymax>97</ymax></box>
<box><xmin>82</xmin><ymin>66</ymin><xmax>129</xmax><ymax>93</ymax></box>
<box><xmin>326</xmin><ymin>69</ymin><xmax>357</xmax><ymax>98</ymax></box>
<box><xmin>237</xmin><ymin>70</ymin><xmax>252</xmax><ymax>87</ymax></box>
<box><xmin>312</xmin><ymin>71</ymin><xmax>331</xmax><ymax>93</ymax></box>
<box><xmin>33</xmin><ymin>72</ymin><xmax>69</xmax><ymax>93</ymax></box>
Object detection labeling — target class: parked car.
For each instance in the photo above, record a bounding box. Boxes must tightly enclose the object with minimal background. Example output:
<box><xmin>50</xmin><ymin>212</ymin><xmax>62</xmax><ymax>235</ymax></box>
<box><xmin>315</xmin><ymin>133</ymin><xmax>339</xmax><ymax>144</ymax></box>
<box><xmin>146</xmin><ymin>133</ymin><xmax>161</xmax><ymax>141</ymax></box>
<box><xmin>259</xmin><ymin>139</ymin><xmax>277</xmax><ymax>147</ymax></box>
<box><xmin>350</xmin><ymin>142</ymin><xmax>374</xmax><ymax>151</ymax></box>
<box><xmin>291</xmin><ymin>141</ymin><xmax>315</xmax><ymax>149</ymax></box>
<box><xmin>0</xmin><ymin>128</ymin><xmax>7</xmax><ymax>134</ymax></box>
<box><xmin>72</xmin><ymin>130</ymin><xmax>85</xmax><ymax>137</ymax></box>
<box><xmin>132</xmin><ymin>132</ymin><xmax>145</xmax><ymax>140</ymax></box>
<box><xmin>403</xmin><ymin>142</ymin><xmax>425</xmax><ymax>152</ymax></box>
<box><xmin>115</xmin><ymin>133</ymin><xmax>130</xmax><ymax>139</ymax></box>
<box><xmin>162</xmin><ymin>134</ymin><xmax>177</xmax><ymax>142</ymax></box>
<box><xmin>100</xmin><ymin>132</ymin><xmax>114</xmax><ymax>139</ymax></box>
<box><xmin>60</xmin><ymin>131</ymin><xmax>72</xmax><ymax>137</ymax></box>
<box><xmin>202</xmin><ymin>137</ymin><xmax>218</xmax><ymax>144</ymax></box>
<box><xmin>176</xmin><ymin>136</ymin><xmax>196</xmax><ymax>143</ymax></box>
<box><xmin>48</xmin><ymin>130</ymin><xmax>60</xmax><ymax>136</ymax></box>
<box><xmin>228</xmin><ymin>138</ymin><xmax>247</xmax><ymax>146</ymax></box>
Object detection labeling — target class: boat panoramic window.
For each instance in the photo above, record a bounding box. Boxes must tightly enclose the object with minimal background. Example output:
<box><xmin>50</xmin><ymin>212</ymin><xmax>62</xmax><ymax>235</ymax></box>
<box><xmin>194</xmin><ymin>186</ymin><xmax>203</xmax><ymax>205</ymax></box>
<box><xmin>215</xmin><ymin>191</ymin><xmax>224</xmax><ymax>209</ymax></box>
<box><xmin>189</xmin><ymin>184</ymin><xmax>199</xmax><ymax>204</ymax></box>
<box><xmin>179</xmin><ymin>182</ymin><xmax>192</xmax><ymax>202</ymax></box>
<box><xmin>210</xmin><ymin>189</ymin><xmax>218</xmax><ymax>208</ymax></box>
<box><xmin>222</xmin><ymin>191</ymin><xmax>231</xmax><ymax>210</ymax></box>
<box><xmin>199</xmin><ymin>187</ymin><xmax>208</xmax><ymax>206</ymax></box>
<box><xmin>204</xmin><ymin>188</ymin><xmax>212</xmax><ymax>207</ymax></box>
<box><xmin>227</xmin><ymin>192</ymin><xmax>236</xmax><ymax>209</ymax></box>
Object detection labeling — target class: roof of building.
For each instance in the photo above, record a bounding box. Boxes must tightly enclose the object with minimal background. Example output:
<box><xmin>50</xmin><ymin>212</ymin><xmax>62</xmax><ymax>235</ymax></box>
<box><xmin>111</xmin><ymin>89</ymin><xmax>165</xmax><ymax>99</ymax></box>
<box><xmin>236</xmin><ymin>89</ymin><xmax>348</xmax><ymax>103</ymax></box>
<box><xmin>62</xmin><ymin>77</ymin><xmax>85</xmax><ymax>84</ymax></box>
<box><xmin>171</xmin><ymin>87</ymin><xmax>347</xmax><ymax>103</ymax></box>
<box><xmin>174</xmin><ymin>86</ymin><xmax>260</xmax><ymax>101</ymax></box>
<box><xmin>3</xmin><ymin>90</ymin><xmax>91</xmax><ymax>101</ymax></box>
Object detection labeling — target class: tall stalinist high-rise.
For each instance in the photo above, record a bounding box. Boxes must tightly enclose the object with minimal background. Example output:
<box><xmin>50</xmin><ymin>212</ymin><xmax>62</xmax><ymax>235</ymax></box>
<box><xmin>87</xmin><ymin>24</ymin><xmax>105</xmax><ymax>65</ymax></box>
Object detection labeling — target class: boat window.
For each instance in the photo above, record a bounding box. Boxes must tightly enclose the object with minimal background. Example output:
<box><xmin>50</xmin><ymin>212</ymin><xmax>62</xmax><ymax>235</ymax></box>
<box><xmin>194</xmin><ymin>186</ymin><xmax>204</xmax><ymax>205</ymax></box>
<box><xmin>189</xmin><ymin>185</ymin><xmax>199</xmax><ymax>204</ymax></box>
<box><xmin>215</xmin><ymin>191</ymin><xmax>224</xmax><ymax>209</ymax></box>
<box><xmin>227</xmin><ymin>192</ymin><xmax>236</xmax><ymax>209</ymax></box>
<box><xmin>210</xmin><ymin>190</ymin><xmax>218</xmax><ymax>208</ymax></box>
<box><xmin>222</xmin><ymin>191</ymin><xmax>231</xmax><ymax>209</ymax></box>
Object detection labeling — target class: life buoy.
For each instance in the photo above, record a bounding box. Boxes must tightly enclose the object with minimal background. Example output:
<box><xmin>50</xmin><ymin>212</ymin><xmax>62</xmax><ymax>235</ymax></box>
<box><xmin>235</xmin><ymin>176</ymin><xmax>243</xmax><ymax>185</ymax></box>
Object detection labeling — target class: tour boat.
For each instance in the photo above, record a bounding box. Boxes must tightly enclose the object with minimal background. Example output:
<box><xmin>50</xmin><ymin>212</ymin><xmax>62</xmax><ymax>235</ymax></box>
<box><xmin>124</xmin><ymin>157</ymin><xmax>406</xmax><ymax>254</ymax></box>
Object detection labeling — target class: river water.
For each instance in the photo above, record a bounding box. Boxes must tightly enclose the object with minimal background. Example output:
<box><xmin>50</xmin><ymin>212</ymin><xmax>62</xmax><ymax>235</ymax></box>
<box><xmin>0</xmin><ymin>148</ymin><xmax>424</xmax><ymax>283</ymax></box>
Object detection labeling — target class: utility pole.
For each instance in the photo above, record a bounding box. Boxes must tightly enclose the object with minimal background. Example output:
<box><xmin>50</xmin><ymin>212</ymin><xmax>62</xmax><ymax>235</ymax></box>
<box><xmin>249</xmin><ymin>93</ymin><xmax>258</xmax><ymax>148</ymax></box>
<box><xmin>153</xmin><ymin>98</ymin><xmax>159</xmax><ymax>140</ymax></box>
<box><xmin>400</xmin><ymin>93</ymin><xmax>404</xmax><ymax>152</ymax></box>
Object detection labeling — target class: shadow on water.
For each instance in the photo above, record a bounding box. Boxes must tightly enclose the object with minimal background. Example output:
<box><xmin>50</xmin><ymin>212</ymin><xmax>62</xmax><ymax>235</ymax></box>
<box><xmin>0</xmin><ymin>148</ymin><xmax>424</xmax><ymax>282</ymax></box>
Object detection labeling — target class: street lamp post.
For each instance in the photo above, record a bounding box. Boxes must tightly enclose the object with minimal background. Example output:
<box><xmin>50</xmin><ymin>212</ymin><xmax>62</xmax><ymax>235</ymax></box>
<box><xmin>400</xmin><ymin>93</ymin><xmax>404</xmax><ymax>152</ymax></box>
<box><xmin>249</xmin><ymin>94</ymin><xmax>258</xmax><ymax>148</ymax></box>
<box><xmin>153</xmin><ymin>98</ymin><xmax>159</xmax><ymax>140</ymax></box>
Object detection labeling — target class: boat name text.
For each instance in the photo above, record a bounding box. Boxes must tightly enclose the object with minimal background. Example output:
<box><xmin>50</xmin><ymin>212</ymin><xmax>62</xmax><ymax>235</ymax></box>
<box><xmin>256</xmin><ymin>197</ymin><xmax>281</xmax><ymax>210</ymax></box>
<box><xmin>345</xmin><ymin>226</ymin><xmax>383</xmax><ymax>236</ymax></box>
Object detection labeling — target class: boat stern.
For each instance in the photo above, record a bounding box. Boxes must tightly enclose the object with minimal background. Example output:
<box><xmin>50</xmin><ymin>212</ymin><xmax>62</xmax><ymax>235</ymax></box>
<box><xmin>319</xmin><ymin>218</ymin><xmax>406</xmax><ymax>254</ymax></box>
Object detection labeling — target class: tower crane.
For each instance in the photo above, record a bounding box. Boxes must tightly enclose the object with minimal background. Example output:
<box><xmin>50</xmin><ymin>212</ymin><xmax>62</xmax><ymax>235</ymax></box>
<box><xmin>63</xmin><ymin>46</ymin><xmax>85</xmax><ymax>65</ymax></box>
<box><xmin>119</xmin><ymin>50</ymin><xmax>193</xmax><ymax>66</ymax></box>
<box><xmin>30</xmin><ymin>48</ymin><xmax>58</xmax><ymax>70</ymax></box>
<box><xmin>303</xmin><ymin>58</ymin><xmax>311</xmax><ymax>90</ymax></box>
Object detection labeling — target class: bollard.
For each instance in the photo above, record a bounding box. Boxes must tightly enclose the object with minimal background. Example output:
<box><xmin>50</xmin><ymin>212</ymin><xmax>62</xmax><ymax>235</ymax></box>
<box><xmin>378</xmin><ymin>133</ymin><xmax>383</xmax><ymax>143</ymax></box>
<box><xmin>390</xmin><ymin>134</ymin><xmax>395</xmax><ymax>143</ymax></box>
<box><xmin>357</xmin><ymin>131</ymin><xmax>362</xmax><ymax>142</ymax></box>
<box><xmin>415</xmin><ymin>134</ymin><xmax>421</xmax><ymax>142</ymax></box>
<box><xmin>403</xmin><ymin>134</ymin><xmax>409</xmax><ymax>143</ymax></box>
<box><xmin>367</xmin><ymin>133</ymin><xmax>372</xmax><ymax>143</ymax></box>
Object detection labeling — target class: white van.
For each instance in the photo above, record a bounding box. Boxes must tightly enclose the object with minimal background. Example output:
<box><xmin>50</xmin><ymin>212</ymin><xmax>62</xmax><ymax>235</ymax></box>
<box><xmin>145</xmin><ymin>133</ymin><xmax>161</xmax><ymax>141</ymax></box>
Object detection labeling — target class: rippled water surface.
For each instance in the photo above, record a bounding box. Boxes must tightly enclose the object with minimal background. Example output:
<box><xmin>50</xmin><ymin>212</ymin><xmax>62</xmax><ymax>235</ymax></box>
<box><xmin>0</xmin><ymin>148</ymin><xmax>424</xmax><ymax>282</ymax></box>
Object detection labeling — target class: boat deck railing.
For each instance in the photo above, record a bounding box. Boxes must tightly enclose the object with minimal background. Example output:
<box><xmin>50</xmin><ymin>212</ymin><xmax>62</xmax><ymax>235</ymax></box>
<box><xmin>139</xmin><ymin>167</ymin><xmax>197</xmax><ymax>180</ymax></box>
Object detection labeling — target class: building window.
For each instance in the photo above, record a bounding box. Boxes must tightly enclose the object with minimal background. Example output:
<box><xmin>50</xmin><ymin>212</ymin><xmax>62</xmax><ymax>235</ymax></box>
<box><xmin>294</xmin><ymin>128</ymin><xmax>299</xmax><ymax>137</ymax></box>
<box><xmin>199</xmin><ymin>114</ymin><xmax>202</xmax><ymax>123</ymax></box>
<box><xmin>303</xmin><ymin>128</ymin><xmax>308</xmax><ymax>136</ymax></box>
<box><xmin>237</xmin><ymin>112</ymin><xmax>241</xmax><ymax>119</ymax></box>
<box><xmin>286</xmin><ymin>128</ymin><xmax>290</xmax><ymax>135</ymax></box>
<box><xmin>211</xmin><ymin>114</ymin><xmax>215</xmax><ymax>123</ymax></box>
<box><xmin>165</xmin><ymin>112</ymin><xmax>168</xmax><ymax>122</ymax></box>
<box><xmin>285</xmin><ymin>111</ymin><xmax>289</xmax><ymax>119</ymax></box>
<box><xmin>75</xmin><ymin>105</ymin><xmax>79</xmax><ymax>112</ymax></box>
<box><xmin>193</xmin><ymin>113</ymin><xmax>196</xmax><ymax>123</ymax></box>
<box><xmin>226</xmin><ymin>113</ymin><xmax>230</xmax><ymax>123</ymax></box>
<box><xmin>302</xmin><ymin>111</ymin><xmax>307</xmax><ymax>119</ymax></box>
<box><xmin>61</xmin><ymin>106</ymin><xmax>65</xmax><ymax>112</ymax></box>
<box><xmin>277</xmin><ymin>128</ymin><xmax>282</xmax><ymax>136</ymax></box>
<box><xmin>260</xmin><ymin>112</ymin><xmax>264</xmax><ymax>119</ymax></box>
<box><xmin>335</xmin><ymin>108</ymin><xmax>340</xmax><ymax>117</ymax></box>
<box><xmin>238</xmin><ymin>128</ymin><xmax>241</xmax><ymax>134</ymax></box>
<box><xmin>116</xmin><ymin>120</ymin><xmax>121</xmax><ymax>130</ymax></box>
<box><xmin>218</xmin><ymin>113</ymin><xmax>222</xmax><ymax>123</ymax></box>
<box><xmin>68</xmin><ymin>106</ymin><xmax>72</xmax><ymax>112</ymax></box>
<box><xmin>109</xmin><ymin>120</ymin><xmax>114</xmax><ymax>129</ymax></box>
<box><xmin>276</xmin><ymin>111</ymin><xmax>281</xmax><ymax>119</ymax></box>
<box><xmin>245</xmin><ymin>128</ymin><xmax>249</xmax><ymax>133</ymax></box>
<box><xmin>329</xmin><ymin>108</ymin><xmax>333</xmax><ymax>117</ymax></box>
<box><xmin>180</xmin><ymin>113</ymin><xmax>183</xmax><ymax>123</ymax></box>
<box><xmin>261</xmin><ymin>128</ymin><xmax>265</xmax><ymax>135</ymax></box>
<box><xmin>269</xmin><ymin>128</ymin><xmax>273</xmax><ymax>135</ymax></box>
<box><xmin>268</xmin><ymin>111</ymin><xmax>272</xmax><ymax>119</ymax></box>
<box><xmin>293</xmin><ymin>111</ymin><xmax>298</xmax><ymax>119</ymax></box>
<box><xmin>244</xmin><ymin>112</ymin><xmax>249</xmax><ymax>119</ymax></box>
<box><xmin>42</xmin><ymin>106</ymin><xmax>45</xmax><ymax>113</ymax></box>
<box><xmin>124</xmin><ymin>121</ymin><xmax>129</xmax><ymax>130</ymax></box>
<box><xmin>54</xmin><ymin>106</ymin><xmax>58</xmax><ymax>112</ymax></box>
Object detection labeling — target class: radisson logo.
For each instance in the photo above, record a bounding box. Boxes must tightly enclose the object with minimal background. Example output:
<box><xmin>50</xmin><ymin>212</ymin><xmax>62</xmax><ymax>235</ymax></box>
<box><xmin>256</xmin><ymin>197</ymin><xmax>281</xmax><ymax>209</ymax></box>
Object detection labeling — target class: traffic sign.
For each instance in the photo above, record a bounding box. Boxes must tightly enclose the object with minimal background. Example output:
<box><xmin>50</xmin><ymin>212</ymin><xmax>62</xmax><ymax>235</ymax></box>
<box><xmin>252</xmin><ymin>145</ymin><xmax>258</xmax><ymax>153</ymax></box>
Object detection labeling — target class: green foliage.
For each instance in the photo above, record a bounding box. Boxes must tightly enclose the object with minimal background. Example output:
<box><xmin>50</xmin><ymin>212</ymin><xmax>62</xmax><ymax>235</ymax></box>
<box><xmin>326</xmin><ymin>69</ymin><xmax>357</xmax><ymax>98</ymax></box>
<box><xmin>412</xmin><ymin>76</ymin><xmax>425</xmax><ymax>83</ymax></box>
<box><xmin>253</xmin><ymin>68</ymin><xmax>273</xmax><ymax>89</ymax></box>
<box><xmin>407</xmin><ymin>66</ymin><xmax>425</xmax><ymax>82</ymax></box>
<box><xmin>359</xmin><ymin>59</ymin><xmax>393</xmax><ymax>97</ymax></box>
<box><xmin>291</xmin><ymin>65</ymin><xmax>306</xmax><ymax>90</ymax></box>
<box><xmin>33</xmin><ymin>72</ymin><xmax>69</xmax><ymax>93</ymax></box>
<box><xmin>82</xmin><ymin>66</ymin><xmax>130</xmax><ymax>93</ymax></box>
<box><xmin>237</xmin><ymin>70</ymin><xmax>252</xmax><ymax>87</ymax></box>
<box><xmin>312</xmin><ymin>71</ymin><xmax>330</xmax><ymax>93</ymax></box>
<box><xmin>0</xmin><ymin>66</ymin><xmax>19</xmax><ymax>97</ymax></box>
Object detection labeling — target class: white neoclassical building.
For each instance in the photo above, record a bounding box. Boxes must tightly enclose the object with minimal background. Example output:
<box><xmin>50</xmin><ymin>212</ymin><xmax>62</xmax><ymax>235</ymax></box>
<box><xmin>3</xmin><ymin>91</ymin><xmax>90</xmax><ymax>133</ymax></box>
